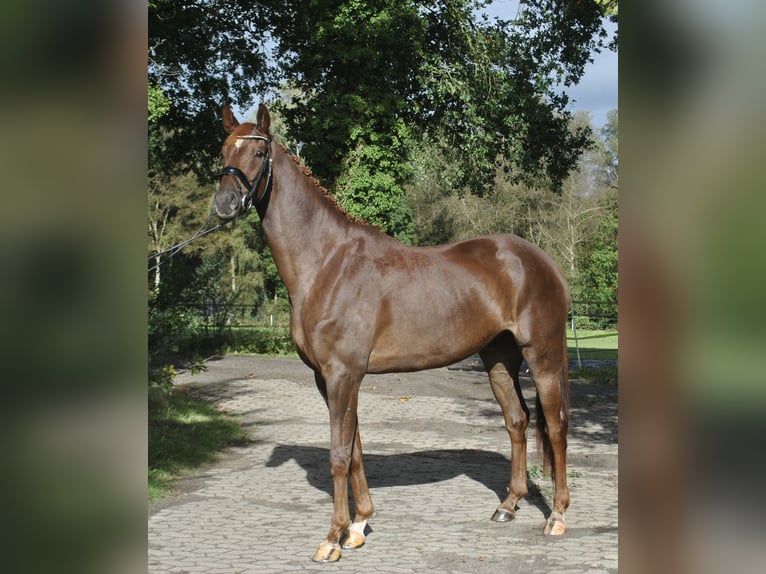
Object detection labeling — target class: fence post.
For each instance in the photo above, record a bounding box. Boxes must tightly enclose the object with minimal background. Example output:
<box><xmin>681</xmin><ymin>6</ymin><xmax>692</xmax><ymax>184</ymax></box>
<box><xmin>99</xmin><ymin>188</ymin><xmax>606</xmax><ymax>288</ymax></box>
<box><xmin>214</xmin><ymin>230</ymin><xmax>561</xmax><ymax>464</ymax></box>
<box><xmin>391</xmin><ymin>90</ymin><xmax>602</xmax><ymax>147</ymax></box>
<box><xmin>571</xmin><ymin>303</ymin><xmax>582</xmax><ymax>369</ymax></box>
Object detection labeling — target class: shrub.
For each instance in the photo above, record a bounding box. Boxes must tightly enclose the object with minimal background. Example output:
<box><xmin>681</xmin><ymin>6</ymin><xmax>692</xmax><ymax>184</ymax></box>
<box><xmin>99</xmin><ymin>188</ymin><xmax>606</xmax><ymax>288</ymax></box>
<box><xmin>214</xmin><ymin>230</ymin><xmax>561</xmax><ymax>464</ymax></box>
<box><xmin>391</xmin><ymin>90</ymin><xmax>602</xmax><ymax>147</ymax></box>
<box><xmin>148</xmin><ymin>363</ymin><xmax>176</xmax><ymax>411</ymax></box>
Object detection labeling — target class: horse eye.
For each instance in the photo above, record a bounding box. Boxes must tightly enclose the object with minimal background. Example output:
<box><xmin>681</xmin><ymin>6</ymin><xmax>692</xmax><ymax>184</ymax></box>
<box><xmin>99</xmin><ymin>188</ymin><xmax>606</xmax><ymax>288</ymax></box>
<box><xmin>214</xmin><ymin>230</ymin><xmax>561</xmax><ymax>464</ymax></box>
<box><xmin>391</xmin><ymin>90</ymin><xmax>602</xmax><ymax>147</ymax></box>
<box><xmin>255</xmin><ymin>151</ymin><xmax>264</xmax><ymax>158</ymax></box>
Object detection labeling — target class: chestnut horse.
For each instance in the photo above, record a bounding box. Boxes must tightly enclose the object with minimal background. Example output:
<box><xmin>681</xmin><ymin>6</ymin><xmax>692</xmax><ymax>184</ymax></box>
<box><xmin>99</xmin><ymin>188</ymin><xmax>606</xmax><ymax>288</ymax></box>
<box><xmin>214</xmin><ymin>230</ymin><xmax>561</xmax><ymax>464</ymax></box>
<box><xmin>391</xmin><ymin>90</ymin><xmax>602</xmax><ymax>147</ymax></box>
<box><xmin>213</xmin><ymin>105</ymin><xmax>571</xmax><ymax>562</ymax></box>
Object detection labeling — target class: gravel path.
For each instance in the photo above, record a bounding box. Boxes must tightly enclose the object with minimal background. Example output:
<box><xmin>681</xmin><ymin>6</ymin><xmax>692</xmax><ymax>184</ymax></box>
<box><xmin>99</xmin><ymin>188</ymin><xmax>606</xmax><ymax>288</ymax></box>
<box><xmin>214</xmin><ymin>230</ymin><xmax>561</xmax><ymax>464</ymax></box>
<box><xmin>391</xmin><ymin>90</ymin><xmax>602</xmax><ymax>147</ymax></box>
<box><xmin>149</xmin><ymin>355</ymin><xmax>617</xmax><ymax>573</ymax></box>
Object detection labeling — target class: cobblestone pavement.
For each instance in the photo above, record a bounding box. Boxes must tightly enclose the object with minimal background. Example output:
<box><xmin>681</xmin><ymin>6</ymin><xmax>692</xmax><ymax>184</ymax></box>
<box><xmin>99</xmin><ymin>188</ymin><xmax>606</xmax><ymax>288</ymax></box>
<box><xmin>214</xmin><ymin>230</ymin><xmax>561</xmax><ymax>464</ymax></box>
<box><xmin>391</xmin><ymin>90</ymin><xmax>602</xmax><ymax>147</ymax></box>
<box><xmin>149</xmin><ymin>356</ymin><xmax>617</xmax><ymax>573</ymax></box>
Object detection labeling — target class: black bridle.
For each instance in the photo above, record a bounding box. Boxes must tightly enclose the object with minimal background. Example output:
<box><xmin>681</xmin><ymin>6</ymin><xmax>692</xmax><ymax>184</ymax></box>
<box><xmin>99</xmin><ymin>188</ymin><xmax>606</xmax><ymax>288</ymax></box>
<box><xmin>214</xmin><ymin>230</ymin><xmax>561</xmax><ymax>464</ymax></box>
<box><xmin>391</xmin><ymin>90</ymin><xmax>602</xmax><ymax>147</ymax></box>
<box><xmin>217</xmin><ymin>134</ymin><xmax>273</xmax><ymax>218</ymax></box>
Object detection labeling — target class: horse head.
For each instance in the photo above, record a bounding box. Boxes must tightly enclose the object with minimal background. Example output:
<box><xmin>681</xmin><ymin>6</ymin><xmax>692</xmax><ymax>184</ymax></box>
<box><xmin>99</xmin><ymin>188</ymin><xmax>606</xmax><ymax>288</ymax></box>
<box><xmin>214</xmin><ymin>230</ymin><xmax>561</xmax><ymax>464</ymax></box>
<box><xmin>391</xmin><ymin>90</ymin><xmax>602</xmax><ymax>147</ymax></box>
<box><xmin>214</xmin><ymin>104</ymin><xmax>273</xmax><ymax>219</ymax></box>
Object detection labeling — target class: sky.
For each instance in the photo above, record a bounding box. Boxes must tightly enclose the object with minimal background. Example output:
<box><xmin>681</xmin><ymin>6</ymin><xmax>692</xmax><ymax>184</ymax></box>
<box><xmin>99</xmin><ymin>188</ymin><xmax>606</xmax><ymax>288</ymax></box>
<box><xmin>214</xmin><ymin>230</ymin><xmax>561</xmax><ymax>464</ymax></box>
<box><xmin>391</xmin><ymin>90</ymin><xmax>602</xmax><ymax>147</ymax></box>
<box><xmin>559</xmin><ymin>19</ymin><xmax>618</xmax><ymax>128</ymax></box>
<box><xmin>483</xmin><ymin>1</ymin><xmax>618</xmax><ymax>129</ymax></box>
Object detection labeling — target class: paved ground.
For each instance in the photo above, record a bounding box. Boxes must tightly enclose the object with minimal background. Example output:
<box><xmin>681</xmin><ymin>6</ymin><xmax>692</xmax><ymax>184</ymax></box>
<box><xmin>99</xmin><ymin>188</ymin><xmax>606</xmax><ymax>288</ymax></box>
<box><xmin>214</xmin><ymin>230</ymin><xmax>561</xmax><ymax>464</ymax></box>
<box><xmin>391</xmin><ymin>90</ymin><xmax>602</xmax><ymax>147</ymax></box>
<box><xmin>149</xmin><ymin>356</ymin><xmax>617</xmax><ymax>573</ymax></box>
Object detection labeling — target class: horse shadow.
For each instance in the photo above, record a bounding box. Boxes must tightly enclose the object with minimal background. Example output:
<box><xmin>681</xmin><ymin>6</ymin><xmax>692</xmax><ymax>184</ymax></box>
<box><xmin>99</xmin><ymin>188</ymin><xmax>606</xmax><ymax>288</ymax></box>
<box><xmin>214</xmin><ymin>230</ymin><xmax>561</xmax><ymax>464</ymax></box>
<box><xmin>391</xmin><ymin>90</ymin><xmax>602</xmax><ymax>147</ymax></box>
<box><xmin>265</xmin><ymin>444</ymin><xmax>551</xmax><ymax>518</ymax></box>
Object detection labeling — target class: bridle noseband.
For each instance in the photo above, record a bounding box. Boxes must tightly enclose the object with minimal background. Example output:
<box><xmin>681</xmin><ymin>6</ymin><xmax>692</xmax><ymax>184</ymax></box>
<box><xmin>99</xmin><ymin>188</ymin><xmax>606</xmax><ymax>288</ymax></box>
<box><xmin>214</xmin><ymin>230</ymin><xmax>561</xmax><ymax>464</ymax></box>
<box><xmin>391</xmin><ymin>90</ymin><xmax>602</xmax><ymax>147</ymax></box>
<box><xmin>217</xmin><ymin>134</ymin><xmax>273</xmax><ymax>218</ymax></box>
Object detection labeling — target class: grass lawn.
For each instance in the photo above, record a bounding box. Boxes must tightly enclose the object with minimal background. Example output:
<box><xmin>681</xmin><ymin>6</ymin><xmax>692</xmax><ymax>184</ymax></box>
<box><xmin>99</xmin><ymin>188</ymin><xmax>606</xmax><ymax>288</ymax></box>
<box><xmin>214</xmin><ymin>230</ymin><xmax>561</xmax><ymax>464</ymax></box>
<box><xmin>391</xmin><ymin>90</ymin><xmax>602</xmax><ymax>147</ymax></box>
<box><xmin>566</xmin><ymin>328</ymin><xmax>618</xmax><ymax>384</ymax></box>
<box><xmin>567</xmin><ymin>328</ymin><xmax>618</xmax><ymax>360</ymax></box>
<box><xmin>149</xmin><ymin>388</ymin><xmax>250</xmax><ymax>500</ymax></box>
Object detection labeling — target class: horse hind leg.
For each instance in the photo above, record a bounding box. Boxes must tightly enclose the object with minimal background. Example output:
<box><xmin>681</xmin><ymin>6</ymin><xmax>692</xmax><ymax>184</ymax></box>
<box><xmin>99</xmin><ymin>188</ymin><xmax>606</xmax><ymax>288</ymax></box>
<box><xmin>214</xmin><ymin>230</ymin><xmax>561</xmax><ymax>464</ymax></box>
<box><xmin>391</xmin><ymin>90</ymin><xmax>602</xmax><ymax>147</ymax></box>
<box><xmin>480</xmin><ymin>333</ymin><xmax>529</xmax><ymax>523</ymax></box>
<box><xmin>522</xmin><ymin>337</ymin><xmax>570</xmax><ymax>536</ymax></box>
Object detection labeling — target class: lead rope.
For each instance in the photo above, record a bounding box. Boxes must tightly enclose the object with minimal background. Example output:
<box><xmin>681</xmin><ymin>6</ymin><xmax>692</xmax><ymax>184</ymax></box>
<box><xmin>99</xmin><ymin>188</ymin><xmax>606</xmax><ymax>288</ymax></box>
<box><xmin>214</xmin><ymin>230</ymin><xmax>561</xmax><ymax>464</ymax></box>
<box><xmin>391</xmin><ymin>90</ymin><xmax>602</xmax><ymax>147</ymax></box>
<box><xmin>147</xmin><ymin>208</ymin><xmax>233</xmax><ymax>274</ymax></box>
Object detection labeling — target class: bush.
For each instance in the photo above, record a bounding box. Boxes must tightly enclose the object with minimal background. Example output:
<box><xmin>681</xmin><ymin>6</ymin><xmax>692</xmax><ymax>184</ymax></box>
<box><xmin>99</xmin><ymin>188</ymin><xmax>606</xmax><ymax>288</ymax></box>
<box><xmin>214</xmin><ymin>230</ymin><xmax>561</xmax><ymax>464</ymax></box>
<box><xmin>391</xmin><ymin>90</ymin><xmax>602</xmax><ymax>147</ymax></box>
<box><xmin>148</xmin><ymin>296</ymin><xmax>206</xmax><ymax>360</ymax></box>
<box><xmin>148</xmin><ymin>363</ymin><xmax>176</xmax><ymax>411</ymax></box>
<box><xmin>224</xmin><ymin>327</ymin><xmax>295</xmax><ymax>355</ymax></box>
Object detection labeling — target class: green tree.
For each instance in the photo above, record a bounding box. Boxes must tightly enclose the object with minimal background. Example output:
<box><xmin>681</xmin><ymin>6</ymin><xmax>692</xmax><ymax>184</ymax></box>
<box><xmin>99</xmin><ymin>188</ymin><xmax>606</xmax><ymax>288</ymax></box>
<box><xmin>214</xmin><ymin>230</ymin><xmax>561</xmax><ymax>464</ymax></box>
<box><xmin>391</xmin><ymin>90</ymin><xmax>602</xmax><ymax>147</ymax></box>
<box><xmin>149</xmin><ymin>0</ymin><xmax>273</xmax><ymax>176</ymax></box>
<box><xmin>260</xmin><ymin>0</ymin><xmax>613</xmax><ymax>230</ymax></box>
<box><xmin>526</xmin><ymin>111</ymin><xmax>617</xmax><ymax>320</ymax></box>
<box><xmin>147</xmin><ymin>171</ymin><xmax>212</xmax><ymax>292</ymax></box>
<box><xmin>404</xmin><ymin>108</ymin><xmax>618</xmax><ymax>328</ymax></box>
<box><xmin>599</xmin><ymin>108</ymin><xmax>619</xmax><ymax>188</ymax></box>
<box><xmin>334</xmin><ymin>121</ymin><xmax>415</xmax><ymax>241</ymax></box>
<box><xmin>412</xmin><ymin>0</ymin><xmax>607</xmax><ymax>191</ymax></box>
<box><xmin>148</xmin><ymin>83</ymin><xmax>171</xmax><ymax>124</ymax></box>
<box><xmin>572</xmin><ymin>109</ymin><xmax>619</xmax><ymax>327</ymax></box>
<box><xmin>573</xmin><ymin>186</ymin><xmax>617</xmax><ymax>327</ymax></box>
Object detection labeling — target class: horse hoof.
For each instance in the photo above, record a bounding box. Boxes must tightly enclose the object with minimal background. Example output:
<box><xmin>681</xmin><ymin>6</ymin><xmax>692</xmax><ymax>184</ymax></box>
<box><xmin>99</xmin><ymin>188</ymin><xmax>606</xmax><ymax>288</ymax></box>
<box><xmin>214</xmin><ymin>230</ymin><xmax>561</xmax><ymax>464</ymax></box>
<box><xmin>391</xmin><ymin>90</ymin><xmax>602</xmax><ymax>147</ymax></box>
<box><xmin>491</xmin><ymin>508</ymin><xmax>516</xmax><ymax>522</ymax></box>
<box><xmin>544</xmin><ymin>517</ymin><xmax>567</xmax><ymax>535</ymax></box>
<box><xmin>341</xmin><ymin>530</ymin><xmax>366</xmax><ymax>549</ymax></box>
<box><xmin>311</xmin><ymin>542</ymin><xmax>342</xmax><ymax>563</ymax></box>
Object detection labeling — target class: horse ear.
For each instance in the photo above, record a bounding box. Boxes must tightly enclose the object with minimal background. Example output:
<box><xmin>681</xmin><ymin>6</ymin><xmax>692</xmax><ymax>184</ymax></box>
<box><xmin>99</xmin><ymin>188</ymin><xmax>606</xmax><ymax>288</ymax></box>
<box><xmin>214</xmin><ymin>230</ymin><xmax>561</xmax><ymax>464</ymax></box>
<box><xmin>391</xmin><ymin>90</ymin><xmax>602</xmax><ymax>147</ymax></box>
<box><xmin>222</xmin><ymin>105</ymin><xmax>239</xmax><ymax>133</ymax></box>
<box><xmin>256</xmin><ymin>104</ymin><xmax>271</xmax><ymax>134</ymax></box>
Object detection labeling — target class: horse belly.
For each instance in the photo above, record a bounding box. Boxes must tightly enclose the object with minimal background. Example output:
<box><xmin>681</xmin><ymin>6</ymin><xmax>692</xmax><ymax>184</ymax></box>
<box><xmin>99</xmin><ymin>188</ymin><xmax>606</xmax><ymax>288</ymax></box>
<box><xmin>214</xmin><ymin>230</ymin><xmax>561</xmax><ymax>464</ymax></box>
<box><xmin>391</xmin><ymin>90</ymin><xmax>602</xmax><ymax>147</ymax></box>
<box><xmin>366</xmin><ymin>292</ymin><xmax>503</xmax><ymax>373</ymax></box>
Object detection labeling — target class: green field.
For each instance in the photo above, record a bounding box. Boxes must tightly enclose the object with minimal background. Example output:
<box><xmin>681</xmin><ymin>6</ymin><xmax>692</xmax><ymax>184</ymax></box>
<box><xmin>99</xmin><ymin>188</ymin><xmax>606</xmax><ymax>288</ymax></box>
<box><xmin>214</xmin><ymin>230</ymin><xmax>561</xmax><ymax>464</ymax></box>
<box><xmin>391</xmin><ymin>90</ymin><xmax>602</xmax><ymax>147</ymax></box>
<box><xmin>566</xmin><ymin>328</ymin><xmax>618</xmax><ymax>384</ymax></box>
<box><xmin>567</xmin><ymin>328</ymin><xmax>618</xmax><ymax>361</ymax></box>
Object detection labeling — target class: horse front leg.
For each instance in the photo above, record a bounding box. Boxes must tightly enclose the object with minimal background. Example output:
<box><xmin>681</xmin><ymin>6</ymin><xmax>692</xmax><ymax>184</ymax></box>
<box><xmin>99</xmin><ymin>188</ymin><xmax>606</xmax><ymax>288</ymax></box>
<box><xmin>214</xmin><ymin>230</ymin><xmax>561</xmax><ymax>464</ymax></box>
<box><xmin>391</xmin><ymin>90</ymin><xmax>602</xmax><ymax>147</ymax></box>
<box><xmin>311</xmin><ymin>366</ymin><xmax>364</xmax><ymax>563</ymax></box>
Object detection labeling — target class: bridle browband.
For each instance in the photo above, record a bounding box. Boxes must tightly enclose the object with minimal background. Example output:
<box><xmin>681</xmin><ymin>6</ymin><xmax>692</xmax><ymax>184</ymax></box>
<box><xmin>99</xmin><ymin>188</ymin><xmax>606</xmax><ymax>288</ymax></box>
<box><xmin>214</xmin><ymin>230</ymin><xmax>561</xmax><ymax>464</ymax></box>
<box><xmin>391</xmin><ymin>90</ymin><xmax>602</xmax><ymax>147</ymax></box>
<box><xmin>217</xmin><ymin>134</ymin><xmax>273</xmax><ymax>218</ymax></box>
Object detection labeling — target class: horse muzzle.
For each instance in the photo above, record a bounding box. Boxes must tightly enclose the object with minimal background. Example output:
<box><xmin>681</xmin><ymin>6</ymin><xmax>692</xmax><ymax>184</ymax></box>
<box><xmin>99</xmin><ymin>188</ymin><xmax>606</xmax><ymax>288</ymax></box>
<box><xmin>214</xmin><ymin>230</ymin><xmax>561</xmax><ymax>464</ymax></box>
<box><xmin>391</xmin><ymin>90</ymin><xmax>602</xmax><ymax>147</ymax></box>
<box><xmin>214</xmin><ymin>186</ymin><xmax>242</xmax><ymax>220</ymax></box>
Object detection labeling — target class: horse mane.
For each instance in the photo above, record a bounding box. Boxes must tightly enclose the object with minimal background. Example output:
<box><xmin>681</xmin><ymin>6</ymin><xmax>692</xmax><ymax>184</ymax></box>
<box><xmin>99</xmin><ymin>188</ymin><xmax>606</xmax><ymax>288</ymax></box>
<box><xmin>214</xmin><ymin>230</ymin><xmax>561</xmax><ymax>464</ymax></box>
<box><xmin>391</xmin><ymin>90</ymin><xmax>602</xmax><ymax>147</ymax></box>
<box><xmin>278</xmin><ymin>143</ymin><xmax>371</xmax><ymax>227</ymax></box>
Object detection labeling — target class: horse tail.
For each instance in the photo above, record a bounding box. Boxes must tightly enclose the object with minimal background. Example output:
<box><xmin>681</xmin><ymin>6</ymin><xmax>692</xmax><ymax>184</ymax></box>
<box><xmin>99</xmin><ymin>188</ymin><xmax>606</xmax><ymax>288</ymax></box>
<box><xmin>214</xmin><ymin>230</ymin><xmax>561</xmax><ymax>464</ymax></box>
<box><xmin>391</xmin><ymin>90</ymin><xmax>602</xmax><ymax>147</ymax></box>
<box><xmin>535</xmin><ymin>328</ymin><xmax>570</xmax><ymax>480</ymax></box>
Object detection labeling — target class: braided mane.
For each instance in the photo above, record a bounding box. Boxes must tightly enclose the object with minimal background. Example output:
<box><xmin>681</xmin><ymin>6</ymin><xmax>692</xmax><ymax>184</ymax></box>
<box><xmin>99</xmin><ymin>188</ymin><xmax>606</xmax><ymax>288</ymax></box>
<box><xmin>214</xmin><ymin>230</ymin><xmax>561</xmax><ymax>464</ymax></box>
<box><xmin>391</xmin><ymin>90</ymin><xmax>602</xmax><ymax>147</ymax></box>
<box><xmin>279</xmin><ymin>144</ymin><xmax>370</xmax><ymax>226</ymax></box>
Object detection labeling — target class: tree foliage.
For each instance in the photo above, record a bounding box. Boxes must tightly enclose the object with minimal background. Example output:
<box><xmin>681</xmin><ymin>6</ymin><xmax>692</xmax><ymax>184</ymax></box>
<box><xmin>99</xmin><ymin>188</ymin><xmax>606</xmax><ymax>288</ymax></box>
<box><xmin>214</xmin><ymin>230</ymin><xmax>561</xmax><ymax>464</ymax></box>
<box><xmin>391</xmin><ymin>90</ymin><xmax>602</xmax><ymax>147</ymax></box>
<box><xmin>149</xmin><ymin>0</ymin><xmax>273</xmax><ymax>176</ymax></box>
<box><xmin>406</xmin><ymin>109</ymin><xmax>618</xmax><ymax>325</ymax></box>
<box><xmin>334</xmin><ymin>121</ymin><xmax>415</xmax><ymax>241</ymax></box>
<box><xmin>149</xmin><ymin>1</ymin><xmax>613</xmax><ymax>224</ymax></box>
<box><xmin>264</xmin><ymin>0</ymin><xmax>611</xmax><ymax>214</ymax></box>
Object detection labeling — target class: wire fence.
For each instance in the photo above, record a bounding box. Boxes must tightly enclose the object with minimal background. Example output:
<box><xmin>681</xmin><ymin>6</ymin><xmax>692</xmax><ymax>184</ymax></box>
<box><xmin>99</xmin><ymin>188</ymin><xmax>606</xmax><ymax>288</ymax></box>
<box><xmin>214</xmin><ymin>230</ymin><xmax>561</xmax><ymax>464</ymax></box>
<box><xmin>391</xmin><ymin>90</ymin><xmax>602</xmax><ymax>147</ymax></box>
<box><xmin>569</xmin><ymin>300</ymin><xmax>618</xmax><ymax>330</ymax></box>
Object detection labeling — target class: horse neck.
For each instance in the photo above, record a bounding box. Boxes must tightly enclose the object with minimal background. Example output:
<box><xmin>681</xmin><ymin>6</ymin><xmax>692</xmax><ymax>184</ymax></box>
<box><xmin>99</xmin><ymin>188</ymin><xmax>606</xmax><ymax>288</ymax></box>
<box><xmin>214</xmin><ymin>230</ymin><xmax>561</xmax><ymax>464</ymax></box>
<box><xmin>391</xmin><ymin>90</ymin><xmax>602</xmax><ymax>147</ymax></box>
<box><xmin>260</xmin><ymin>147</ymin><xmax>359</xmax><ymax>296</ymax></box>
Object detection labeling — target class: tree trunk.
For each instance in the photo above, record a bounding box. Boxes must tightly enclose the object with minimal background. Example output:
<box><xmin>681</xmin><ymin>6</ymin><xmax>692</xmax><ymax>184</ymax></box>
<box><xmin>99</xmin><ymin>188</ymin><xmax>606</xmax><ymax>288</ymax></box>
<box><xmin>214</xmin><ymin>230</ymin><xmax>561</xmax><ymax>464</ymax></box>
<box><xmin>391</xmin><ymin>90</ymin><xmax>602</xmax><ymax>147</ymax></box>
<box><xmin>154</xmin><ymin>255</ymin><xmax>161</xmax><ymax>291</ymax></box>
<box><xmin>230</xmin><ymin>253</ymin><xmax>237</xmax><ymax>293</ymax></box>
